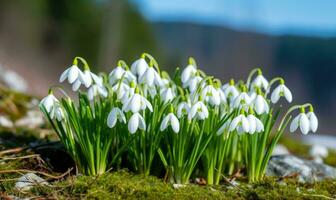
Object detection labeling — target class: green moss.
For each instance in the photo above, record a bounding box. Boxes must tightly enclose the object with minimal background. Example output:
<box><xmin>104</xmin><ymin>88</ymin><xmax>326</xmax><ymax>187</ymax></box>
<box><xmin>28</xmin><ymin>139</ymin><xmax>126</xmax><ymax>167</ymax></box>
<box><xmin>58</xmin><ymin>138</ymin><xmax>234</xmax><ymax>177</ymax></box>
<box><xmin>2</xmin><ymin>168</ymin><xmax>336</xmax><ymax>200</ymax></box>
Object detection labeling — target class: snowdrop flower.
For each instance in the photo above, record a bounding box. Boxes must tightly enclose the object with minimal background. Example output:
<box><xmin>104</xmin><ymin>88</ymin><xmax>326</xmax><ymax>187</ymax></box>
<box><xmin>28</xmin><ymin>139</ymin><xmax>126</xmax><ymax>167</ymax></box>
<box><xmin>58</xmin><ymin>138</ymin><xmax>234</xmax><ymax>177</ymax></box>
<box><xmin>185</xmin><ymin>75</ymin><xmax>202</xmax><ymax>92</ymax></box>
<box><xmin>177</xmin><ymin>102</ymin><xmax>190</xmax><ymax>118</ymax></box>
<box><xmin>112</xmin><ymin>82</ymin><xmax>131</xmax><ymax>100</ymax></box>
<box><xmin>290</xmin><ymin>108</ymin><xmax>310</xmax><ymax>135</ymax></box>
<box><xmin>271</xmin><ymin>80</ymin><xmax>292</xmax><ymax>103</ymax></box>
<box><xmin>87</xmin><ymin>84</ymin><xmax>108</xmax><ymax>101</ymax></box>
<box><xmin>232</xmin><ymin>90</ymin><xmax>251</xmax><ymax>108</ymax></box>
<box><xmin>128</xmin><ymin>112</ymin><xmax>146</xmax><ymax>134</ymax></box>
<box><xmin>188</xmin><ymin>101</ymin><xmax>209</xmax><ymax>120</ymax></box>
<box><xmin>131</xmin><ymin>57</ymin><xmax>149</xmax><ymax>77</ymax></box>
<box><xmin>181</xmin><ymin>63</ymin><xmax>197</xmax><ymax>84</ymax></box>
<box><xmin>229</xmin><ymin>113</ymin><xmax>250</xmax><ymax>134</ymax></box>
<box><xmin>107</xmin><ymin>108</ymin><xmax>126</xmax><ymax>128</ymax></box>
<box><xmin>109</xmin><ymin>66</ymin><xmax>125</xmax><ymax>85</ymax></box>
<box><xmin>252</xmin><ymin>92</ymin><xmax>269</xmax><ymax>115</ymax></box>
<box><xmin>109</xmin><ymin>66</ymin><xmax>136</xmax><ymax>85</ymax></box>
<box><xmin>223</xmin><ymin>79</ymin><xmax>239</xmax><ymax>101</ymax></box>
<box><xmin>40</xmin><ymin>92</ymin><xmax>59</xmax><ymax>113</ymax></box>
<box><xmin>139</xmin><ymin>66</ymin><xmax>162</xmax><ymax>87</ymax></box>
<box><xmin>160</xmin><ymin>113</ymin><xmax>180</xmax><ymax>133</ymax></box>
<box><xmin>251</xmin><ymin>70</ymin><xmax>269</xmax><ymax>90</ymax></box>
<box><xmin>246</xmin><ymin>112</ymin><xmax>264</xmax><ymax>134</ymax></box>
<box><xmin>54</xmin><ymin>105</ymin><xmax>66</xmax><ymax>121</ymax></box>
<box><xmin>160</xmin><ymin>87</ymin><xmax>175</xmax><ymax>103</ymax></box>
<box><xmin>217</xmin><ymin>87</ymin><xmax>227</xmax><ymax>104</ymax></box>
<box><xmin>307</xmin><ymin>106</ymin><xmax>318</xmax><ymax>133</ymax></box>
<box><xmin>201</xmin><ymin>84</ymin><xmax>221</xmax><ymax>106</ymax></box>
<box><xmin>122</xmin><ymin>93</ymin><xmax>153</xmax><ymax>113</ymax></box>
<box><xmin>60</xmin><ymin>64</ymin><xmax>82</xmax><ymax>84</ymax></box>
<box><xmin>72</xmin><ymin>69</ymin><xmax>103</xmax><ymax>91</ymax></box>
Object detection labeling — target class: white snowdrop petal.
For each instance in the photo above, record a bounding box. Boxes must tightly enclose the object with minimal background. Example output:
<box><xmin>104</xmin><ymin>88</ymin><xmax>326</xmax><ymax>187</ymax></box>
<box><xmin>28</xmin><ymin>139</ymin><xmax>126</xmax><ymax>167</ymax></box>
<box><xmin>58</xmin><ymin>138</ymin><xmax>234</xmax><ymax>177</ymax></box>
<box><xmin>308</xmin><ymin>112</ymin><xmax>318</xmax><ymax>132</ymax></box>
<box><xmin>241</xmin><ymin>116</ymin><xmax>250</xmax><ymax>133</ymax></box>
<box><xmin>271</xmin><ymin>86</ymin><xmax>281</xmax><ymax>104</ymax></box>
<box><xmin>171</xmin><ymin>115</ymin><xmax>180</xmax><ymax>133</ymax></box>
<box><xmin>68</xmin><ymin>66</ymin><xmax>79</xmax><ymax>84</ymax></box>
<box><xmin>128</xmin><ymin>113</ymin><xmax>140</xmax><ymax>134</ymax></box>
<box><xmin>290</xmin><ymin>115</ymin><xmax>300</xmax><ymax>133</ymax></box>
<box><xmin>283</xmin><ymin>85</ymin><xmax>293</xmax><ymax>103</ymax></box>
<box><xmin>72</xmin><ymin>79</ymin><xmax>82</xmax><ymax>91</ymax></box>
<box><xmin>107</xmin><ymin>111</ymin><xmax>117</xmax><ymax>128</ymax></box>
<box><xmin>229</xmin><ymin>116</ymin><xmax>241</xmax><ymax>132</ymax></box>
<box><xmin>300</xmin><ymin>114</ymin><xmax>310</xmax><ymax>135</ymax></box>
<box><xmin>247</xmin><ymin>115</ymin><xmax>256</xmax><ymax>134</ymax></box>
<box><xmin>60</xmin><ymin>68</ymin><xmax>69</xmax><ymax>83</ymax></box>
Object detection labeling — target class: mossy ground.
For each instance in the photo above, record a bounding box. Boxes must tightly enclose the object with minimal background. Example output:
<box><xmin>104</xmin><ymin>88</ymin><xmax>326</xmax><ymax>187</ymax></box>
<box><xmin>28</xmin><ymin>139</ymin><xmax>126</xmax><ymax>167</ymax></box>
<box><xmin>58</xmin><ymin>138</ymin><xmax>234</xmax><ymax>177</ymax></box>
<box><xmin>1</xmin><ymin>88</ymin><xmax>335</xmax><ymax>199</ymax></box>
<box><xmin>1</xmin><ymin>132</ymin><xmax>336</xmax><ymax>199</ymax></box>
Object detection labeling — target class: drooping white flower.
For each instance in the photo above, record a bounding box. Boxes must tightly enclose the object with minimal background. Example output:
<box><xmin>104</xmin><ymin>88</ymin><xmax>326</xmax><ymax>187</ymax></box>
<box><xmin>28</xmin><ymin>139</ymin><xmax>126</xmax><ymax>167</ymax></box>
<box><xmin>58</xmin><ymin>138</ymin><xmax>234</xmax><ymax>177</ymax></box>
<box><xmin>122</xmin><ymin>93</ymin><xmax>153</xmax><ymax>113</ymax></box>
<box><xmin>184</xmin><ymin>75</ymin><xmax>202</xmax><ymax>92</ymax></box>
<box><xmin>177</xmin><ymin>102</ymin><xmax>190</xmax><ymax>118</ymax></box>
<box><xmin>307</xmin><ymin>111</ymin><xmax>318</xmax><ymax>133</ymax></box>
<box><xmin>40</xmin><ymin>93</ymin><xmax>59</xmax><ymax>113</ymax></box>
<box><xmin>160</xmin><ymin>87</ymin><xmax>175</xmax><ymax>103</ymax></box>
<box><xmin>232</xmin><ymin>92</ymin><xmax>251</xmax><ymax>108</ymax></box>
<box><xmin>188</xmin><ymin>101</ymin><xmax>209</xmax><ymax>120</ymax></box>
<box><xmin>246</xmin><ymin>114</ymin><xmax>264</xmax><ymax>134</ymax></box>
<box><xmin>217</xmin><ymin>88</ymin><xmax>227</xmax><ymax>104</ymax></box>
<box><xmin>54</xmin><ymin>104</ymin><xmax>66</xmax><ymax>121</ymax></box>
<box><xmin>223</xmin><ymin>80</ymin><xmax>239</xmax><ymax>101</ymax></box>
<box><xmin>87</xmin><ymin>84</ymin><xmax>108</xmax><ymax>101</ymax></box>
<box><xmin>229</xmin><ymin>114</ymin><xmax>250</xmax><ymax>134</ymax></box>
<box><xmin>72</xmin><ymin>70</ymin><xmax>103</xmax><ymax>91</ymax></box>
<box><xmin>107</xmin><ymin>108</ymin><xmax>126</xmax><ymax>128</ymax></box>
<box><xmin>109</xmin><ymin>67</ymin><xmax>136</xmax><ymax>85</ymax></box>
<box><xmin>59</xmin><ymin>64</ymin><xmax>82</xmax><ymax>84</ymax></box>
<box><xmin>181</xmin><ymin>64</ymin><xmax>197</xmax><ymax>84</ymax></box>
<box><xmin>290</xmin><ymin>112</ymin><xmax>310</xmax><ymax>135</ymax></box>
<box><xmin>271</xmin><ymin>83</ymin><xmax>292</xmax><ymax>104</ymax></box>
<box><xmin>251</xmin><ymin>73</ymin><xmax>269</xmax><ymax>90</ymax></box>
<box><xmin>139</xmin><ymin>67</ymin><xmax>162</xmax><ymax>87</ymax></box>
<box><xmin>160</xmin><ymin>113</ymin><xmax>180</xmax><ymax>133</ymax></box>
<box><xmin>201</xmin><ymin>85</ymin><xmax>221</xmax><ymax>106</ymax></box>
<box><xmin>128</xmin><ymin>112</ymin><xmax>146</xmax><ymax>134</ymax></box>
<box><xmin>131</xmin><ymin>58</ymin><xmax>149</xmax><ymax>77</ymax></box>
<box><xmin>112</xmin><ymin>82</ymin><xmax>131</xmax><ymax>100</ymax></box>
<box><xmin>252</xmin><ymin>94</ymin><xmax>269</xmax><ymax>115</ymax></box>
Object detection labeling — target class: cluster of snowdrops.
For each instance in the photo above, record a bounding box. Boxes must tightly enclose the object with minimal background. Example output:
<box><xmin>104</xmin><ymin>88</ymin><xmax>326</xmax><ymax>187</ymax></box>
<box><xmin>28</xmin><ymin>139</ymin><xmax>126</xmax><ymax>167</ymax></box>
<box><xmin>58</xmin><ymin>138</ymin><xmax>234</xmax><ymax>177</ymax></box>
<box><xmin>40</xmin><ymin>53</ymin><xmax>318</xmax><ymax>184</ymax></box>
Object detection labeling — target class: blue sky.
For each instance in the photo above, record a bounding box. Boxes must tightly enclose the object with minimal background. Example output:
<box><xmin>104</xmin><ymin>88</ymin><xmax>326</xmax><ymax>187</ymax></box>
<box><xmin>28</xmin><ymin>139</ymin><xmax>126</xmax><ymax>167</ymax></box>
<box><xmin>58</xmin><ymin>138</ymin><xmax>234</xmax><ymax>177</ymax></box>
<box><xmin>130</xmin><ymin>0</ymin><xmax>336</xmax><ymax>37</ymax></box>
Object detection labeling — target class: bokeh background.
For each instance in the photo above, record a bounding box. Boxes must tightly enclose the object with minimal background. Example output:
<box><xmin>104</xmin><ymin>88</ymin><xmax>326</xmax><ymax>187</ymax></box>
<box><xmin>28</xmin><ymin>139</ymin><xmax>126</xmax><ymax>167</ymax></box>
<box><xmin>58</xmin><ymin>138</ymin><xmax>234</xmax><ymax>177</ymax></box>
<box><xmin>0</xmin><ymin>0</ymin><xmax>335</xmax><ymax>134</ymax></box>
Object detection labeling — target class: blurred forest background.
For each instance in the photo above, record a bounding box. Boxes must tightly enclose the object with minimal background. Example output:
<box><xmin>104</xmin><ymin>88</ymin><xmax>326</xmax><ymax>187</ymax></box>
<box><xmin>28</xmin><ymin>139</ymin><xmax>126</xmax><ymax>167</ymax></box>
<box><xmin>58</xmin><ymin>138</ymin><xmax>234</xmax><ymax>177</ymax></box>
<box><xmin>0</xmin><ymin>0</ymin><xmax>335</xmax><ymax>134</ymax></box>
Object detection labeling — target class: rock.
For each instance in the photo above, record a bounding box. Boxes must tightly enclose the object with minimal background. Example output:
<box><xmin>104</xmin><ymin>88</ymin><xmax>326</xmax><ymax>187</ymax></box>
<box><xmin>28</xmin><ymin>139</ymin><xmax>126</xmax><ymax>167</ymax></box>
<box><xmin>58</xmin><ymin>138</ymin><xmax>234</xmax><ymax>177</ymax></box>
<box><xmin>272</xmin><ymin>144</ymin><xmax>290</xmax><ymax>156</ymax></box>
<box><xmin>15</xmin><ymin>110</ymin><xmax>44</xmax><ymax>129</ymax></box>
<box><xmin>310</xmin><ymin>144</ymin><xmax>328</xmax><ymax>164</ymax></box>
<box><xmin>15</xmin><ymin>173</ymin><xmax>48</xmax><ymax>191</ymax></box>
<box><xmin>266</xmin><ymin>155</ymin><xmax>336</xmax><ymax>183</ymax></box>
<box><xmin>0</xmin><ymin>115</ymin><xmax>14</xmax><ymax>128</ymax></box>
<box><xmin>0</xmin><ymin>65</ymin><xmax>27</xmax><ymax>92</ymax></box>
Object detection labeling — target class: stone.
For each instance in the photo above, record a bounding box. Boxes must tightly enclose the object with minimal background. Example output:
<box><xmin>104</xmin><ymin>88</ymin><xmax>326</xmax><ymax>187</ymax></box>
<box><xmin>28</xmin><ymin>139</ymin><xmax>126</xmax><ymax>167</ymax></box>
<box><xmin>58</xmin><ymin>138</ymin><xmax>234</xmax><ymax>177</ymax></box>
<box><xmin>15</xmin><ymin>110</ymin><xmax>44</xmax><ymax>129</ymax></box>
<box><xmin>266</xmin><ymin>155</ymin><xmax>336</xmax><ymax>183</ymax></box>
<box><xmin>0</xmin><ymin>115</ymin><xmax>14</xmax><ymax>128</ymax></box>
<box><xmin>310</xmin><ymin>144</ymin><xmax>328</xmax><ymax>163</ymax></box>
<box><xmin>272</xmin><ymin>144</ymin><xmax>290</xmax><ymax>156</ymax></box>
<box><xmin>15</xmin><ymin>173</ymin><xmax>48</xmax><ymax>191</ymax></box>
